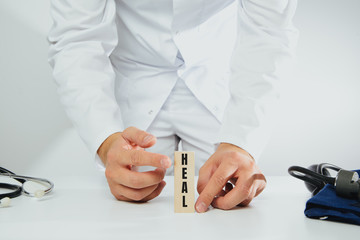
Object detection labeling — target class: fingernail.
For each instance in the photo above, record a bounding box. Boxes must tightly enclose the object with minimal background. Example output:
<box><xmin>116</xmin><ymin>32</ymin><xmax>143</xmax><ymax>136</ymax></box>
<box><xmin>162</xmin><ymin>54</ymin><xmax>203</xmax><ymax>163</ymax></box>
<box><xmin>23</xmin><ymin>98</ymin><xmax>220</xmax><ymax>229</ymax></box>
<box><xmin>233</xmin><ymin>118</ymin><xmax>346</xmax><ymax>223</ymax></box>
<box><xmin>196</xmin><ymin>202</ymin><xmax>207</xmax><ymax>213</ymax></box>
<box><xmin>161</xmin><ymin>158</ymin><xmax>171</xmax><ymax>168</ymax></box>
<box><xmin>143</xmin><ymin>135</ymin><xmax>154</xmax><ymax>145</ymax></box>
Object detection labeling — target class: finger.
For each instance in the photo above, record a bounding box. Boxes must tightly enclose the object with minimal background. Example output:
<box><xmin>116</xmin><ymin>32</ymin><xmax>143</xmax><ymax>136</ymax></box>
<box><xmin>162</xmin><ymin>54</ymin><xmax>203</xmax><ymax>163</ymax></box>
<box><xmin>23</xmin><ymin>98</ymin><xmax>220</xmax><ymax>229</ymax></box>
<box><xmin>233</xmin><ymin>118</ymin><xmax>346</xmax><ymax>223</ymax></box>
<box><xmin>109</xmin><ymin>182</ymin><xmax>160</xmax><ymax>201</ymax></box>
<box><xmin>111</xmin><ymin>193</ymin><xmax>132</xmax><ymax>202</ymax></box>
<box><xmin>214</xmin><ymin>173</ymin><xmax>254</xmax><ymax>209</ymax></box>
<box><xmin>111</xmin><ymin>167</ymin><xmax>166</xmax><ymax>189</ymax></box>
<box><xmin>238</xmin><ymin>183</ymin><xmax>257</xmax><ymax>206</ymax></box>
<box><xmin>195</xmin><ymin>163</ymin><xmax>237</xmax><ymax>213</ymax></box>
<box><xmin>108</xmin><ymin>181</ymin><xmax>166</xmax><ymax>202</ymax></box>
<box><xmin>197</xmin><ymin>159</ymin><xmax>216</xmax><ymax>194</ymax></box>
<box><xmin>140</xmin><ymin>180</ymin><xmax>166</xmax><ymax>202</ymax></box>
<box><xmin>122</xmin><ymin>127</ymin><xmax>157</xmax><ymax>148</ymax></box>
<box><xmin>215</xmin><ymin>182</ymin><xmax>233</xmax><ymax>198</ymax></box>
<box><xmin>254</xmin><ymin>176</ymin><xmax>267</xmax><ymax>198</ymax></box>
<box><xmin>119</xmin><ymin>150</ymin><xmax>171</xmax><ymax>169</ymax></box>
<box><xmin>212</xmin><ymin>174</ymin><xmax>264</xmax><ymax>210</ymax></box>
<box><xmin>106</xmin><ymin>180</ymin><xmax>132</xmax><ymax>201</ymax></box>
<box><xmin>238</xmin><ymin>176</ymin><xmax>266</xmax><ymax>206</ymax></box>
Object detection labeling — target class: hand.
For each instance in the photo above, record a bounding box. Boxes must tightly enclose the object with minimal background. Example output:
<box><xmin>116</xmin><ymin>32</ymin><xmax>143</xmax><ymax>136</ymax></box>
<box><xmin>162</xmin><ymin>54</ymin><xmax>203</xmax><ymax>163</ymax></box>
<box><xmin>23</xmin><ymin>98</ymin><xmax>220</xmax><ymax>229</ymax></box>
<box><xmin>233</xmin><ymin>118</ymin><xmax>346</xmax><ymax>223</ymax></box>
<box><xmin>195</xmin><ymin>143</ymin><xmax>266</xmax><ymax>212</ymax></box>
<box><xmin>97</xmin><ymin>127</ymin><xmax>171</xmax><ymax>202</ymax></box>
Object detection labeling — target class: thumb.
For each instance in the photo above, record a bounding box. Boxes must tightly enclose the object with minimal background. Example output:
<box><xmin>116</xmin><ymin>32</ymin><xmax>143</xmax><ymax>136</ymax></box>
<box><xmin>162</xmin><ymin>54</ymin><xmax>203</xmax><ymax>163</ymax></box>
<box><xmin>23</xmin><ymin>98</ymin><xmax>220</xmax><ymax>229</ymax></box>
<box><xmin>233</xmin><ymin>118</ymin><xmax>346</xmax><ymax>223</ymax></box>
<box><xmin>122</xmin><ymin>127</ymin><xmax>156</xmax><ymax>148</ymax></box>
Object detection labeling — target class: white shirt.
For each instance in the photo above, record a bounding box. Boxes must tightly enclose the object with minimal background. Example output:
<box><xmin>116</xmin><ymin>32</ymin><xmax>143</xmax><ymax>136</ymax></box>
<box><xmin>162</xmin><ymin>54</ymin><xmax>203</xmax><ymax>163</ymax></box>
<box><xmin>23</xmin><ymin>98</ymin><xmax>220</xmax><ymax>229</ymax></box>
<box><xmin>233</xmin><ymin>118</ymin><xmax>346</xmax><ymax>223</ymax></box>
<box><xmin>48</xmin><ymin>0</ymin><xmax>298</xmax><ymax>161</ymax></box>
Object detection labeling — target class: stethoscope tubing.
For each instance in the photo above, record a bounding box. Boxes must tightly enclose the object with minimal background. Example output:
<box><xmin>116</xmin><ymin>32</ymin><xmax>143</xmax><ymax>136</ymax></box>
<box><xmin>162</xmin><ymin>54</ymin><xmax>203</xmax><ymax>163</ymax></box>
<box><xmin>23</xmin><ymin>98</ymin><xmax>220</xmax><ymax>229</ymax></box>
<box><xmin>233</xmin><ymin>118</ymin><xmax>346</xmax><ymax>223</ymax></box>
<box><xmin>0</xmin><ymin>172</ymin><xmax>54</xmax><ymax>197</ymax></box>
<box><xmin>0</xmin><ymin>182</ymin><xmax>22</xmax><ymax>198</ymax></box>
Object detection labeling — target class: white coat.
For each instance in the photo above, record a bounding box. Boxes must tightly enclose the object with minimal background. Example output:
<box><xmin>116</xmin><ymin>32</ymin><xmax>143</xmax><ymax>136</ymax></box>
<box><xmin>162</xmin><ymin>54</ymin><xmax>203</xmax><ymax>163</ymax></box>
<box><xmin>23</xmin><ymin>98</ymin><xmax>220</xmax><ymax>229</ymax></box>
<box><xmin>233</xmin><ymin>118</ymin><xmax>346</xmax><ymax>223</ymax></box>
<box><xmin>48</xmin><ymin>0</ymin><xmax>298</xmax><ymax>161</ymax></box>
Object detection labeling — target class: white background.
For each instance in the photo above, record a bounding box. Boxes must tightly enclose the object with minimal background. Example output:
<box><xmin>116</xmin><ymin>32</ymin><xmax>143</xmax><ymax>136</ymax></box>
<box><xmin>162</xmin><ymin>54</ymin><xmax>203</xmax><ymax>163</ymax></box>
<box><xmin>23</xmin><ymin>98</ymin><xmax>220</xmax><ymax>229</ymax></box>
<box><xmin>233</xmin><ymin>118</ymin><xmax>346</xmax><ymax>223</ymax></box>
<box><xmin>0</xmin><ymin>0</ymin><xmax>359</xmax><ymax>176</ymax></box>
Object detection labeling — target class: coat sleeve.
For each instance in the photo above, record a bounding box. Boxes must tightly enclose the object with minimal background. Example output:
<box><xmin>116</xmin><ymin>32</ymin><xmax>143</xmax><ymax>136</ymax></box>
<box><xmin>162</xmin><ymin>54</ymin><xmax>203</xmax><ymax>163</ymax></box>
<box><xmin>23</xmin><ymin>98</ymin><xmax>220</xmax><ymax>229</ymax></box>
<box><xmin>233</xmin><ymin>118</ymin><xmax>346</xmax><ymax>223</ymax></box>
<box><xmin>219</xmin><ymin>0</ymin><xmax>299</xmax><ymax>160</ymax></box>
<box><xmin>48</xmin><ymin>0</ymin><xmax>124</xmax><ymax>161</ymax></box>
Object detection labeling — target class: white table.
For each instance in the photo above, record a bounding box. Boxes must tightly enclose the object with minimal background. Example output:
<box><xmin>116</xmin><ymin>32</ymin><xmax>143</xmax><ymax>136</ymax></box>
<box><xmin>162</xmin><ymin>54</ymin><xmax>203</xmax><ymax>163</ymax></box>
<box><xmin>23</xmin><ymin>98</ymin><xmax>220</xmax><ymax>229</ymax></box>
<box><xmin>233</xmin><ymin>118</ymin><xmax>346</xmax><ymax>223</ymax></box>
<box><xmin>1</xmin><ymin>173</ymin><xmax>359</xmax><ymax>240</ymax></box>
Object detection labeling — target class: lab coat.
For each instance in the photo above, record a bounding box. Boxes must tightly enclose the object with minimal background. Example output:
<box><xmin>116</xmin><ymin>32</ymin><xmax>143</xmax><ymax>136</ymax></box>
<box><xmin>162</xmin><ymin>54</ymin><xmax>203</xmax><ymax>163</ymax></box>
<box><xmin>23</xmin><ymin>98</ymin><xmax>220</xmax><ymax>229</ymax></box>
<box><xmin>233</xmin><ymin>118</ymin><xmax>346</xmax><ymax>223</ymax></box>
<box><xmin>48</xmin><ymin>0</ymin><xmax>298</xmax><ymax>161</ymax></box>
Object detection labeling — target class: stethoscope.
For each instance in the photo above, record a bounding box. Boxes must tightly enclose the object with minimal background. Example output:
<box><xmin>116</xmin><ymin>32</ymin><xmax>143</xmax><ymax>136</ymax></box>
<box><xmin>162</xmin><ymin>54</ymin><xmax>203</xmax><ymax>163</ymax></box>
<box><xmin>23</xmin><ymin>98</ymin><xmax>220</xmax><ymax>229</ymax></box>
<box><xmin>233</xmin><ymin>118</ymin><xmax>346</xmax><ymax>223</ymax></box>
<box><xmin>0</xmin><ymin>167</ymin><xmax>54</xmax><ymax>207</ymax></box>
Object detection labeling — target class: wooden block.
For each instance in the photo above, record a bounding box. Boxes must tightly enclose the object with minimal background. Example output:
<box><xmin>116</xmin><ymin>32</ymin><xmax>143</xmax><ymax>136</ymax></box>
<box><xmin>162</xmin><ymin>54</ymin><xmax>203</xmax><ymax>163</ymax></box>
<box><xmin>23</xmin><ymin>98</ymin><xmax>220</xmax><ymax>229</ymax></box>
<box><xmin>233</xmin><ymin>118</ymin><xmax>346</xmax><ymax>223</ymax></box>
<box><xmin>174</xmin><ymin>151</ymin><xmax>195</xmax><ymax>213</ymax></box>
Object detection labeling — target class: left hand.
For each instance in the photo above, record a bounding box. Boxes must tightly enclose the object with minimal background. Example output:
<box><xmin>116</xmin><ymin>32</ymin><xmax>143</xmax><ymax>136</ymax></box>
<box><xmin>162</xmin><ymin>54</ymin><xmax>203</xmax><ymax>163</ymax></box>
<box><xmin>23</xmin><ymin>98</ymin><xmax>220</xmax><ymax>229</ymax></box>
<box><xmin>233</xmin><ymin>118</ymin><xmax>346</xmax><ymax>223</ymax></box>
<box><xmin>195</xmin><ymin>143</ymin><xmax>266</xmax><ymax>213</ymax></box>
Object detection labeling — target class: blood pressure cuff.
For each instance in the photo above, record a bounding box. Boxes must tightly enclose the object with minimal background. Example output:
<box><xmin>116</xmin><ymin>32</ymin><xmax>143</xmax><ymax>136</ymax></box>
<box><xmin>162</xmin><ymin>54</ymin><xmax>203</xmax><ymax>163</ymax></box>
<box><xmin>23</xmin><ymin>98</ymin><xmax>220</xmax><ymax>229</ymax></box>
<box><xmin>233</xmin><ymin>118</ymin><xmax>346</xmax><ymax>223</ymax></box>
<box><xmin>305</xmin><ymin>170</ymin><xmax>360</xmax><ymax>225</ymax></box>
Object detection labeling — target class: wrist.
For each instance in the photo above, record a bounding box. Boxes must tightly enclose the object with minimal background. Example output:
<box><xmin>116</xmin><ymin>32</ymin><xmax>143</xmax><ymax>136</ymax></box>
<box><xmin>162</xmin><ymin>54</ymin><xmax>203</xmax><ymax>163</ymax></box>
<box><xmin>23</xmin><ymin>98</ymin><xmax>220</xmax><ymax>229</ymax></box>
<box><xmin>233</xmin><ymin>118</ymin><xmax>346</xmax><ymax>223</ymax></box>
<box><xmin>97</xmin><ymin>132</ymin><xmax>122</xmax><ymax>164</ymax></box>
<box><xmin>217</xmin><ymin>142</ymin><xmax>254</xmax><ymax>161</ymax></box>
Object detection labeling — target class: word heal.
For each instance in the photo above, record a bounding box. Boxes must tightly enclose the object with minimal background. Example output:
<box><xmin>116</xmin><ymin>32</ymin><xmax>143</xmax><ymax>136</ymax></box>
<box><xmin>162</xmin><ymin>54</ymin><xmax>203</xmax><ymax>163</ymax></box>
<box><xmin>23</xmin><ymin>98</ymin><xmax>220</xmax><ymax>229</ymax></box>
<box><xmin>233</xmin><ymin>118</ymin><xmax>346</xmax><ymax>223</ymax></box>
<box><xmin>174</xmin><ymin>151</ymin><xmax>195</xmax><ymax>213</ymax></box>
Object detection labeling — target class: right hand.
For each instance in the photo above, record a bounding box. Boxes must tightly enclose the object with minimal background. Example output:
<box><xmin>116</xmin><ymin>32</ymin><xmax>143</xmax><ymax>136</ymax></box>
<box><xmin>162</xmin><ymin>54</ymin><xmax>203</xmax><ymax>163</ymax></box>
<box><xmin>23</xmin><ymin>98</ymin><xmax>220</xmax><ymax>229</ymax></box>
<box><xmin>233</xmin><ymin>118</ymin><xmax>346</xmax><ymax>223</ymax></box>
<box><xmin>97</xmin><ymin>127</ymin><xmax>171</xmax><ymax>202</ymax></box>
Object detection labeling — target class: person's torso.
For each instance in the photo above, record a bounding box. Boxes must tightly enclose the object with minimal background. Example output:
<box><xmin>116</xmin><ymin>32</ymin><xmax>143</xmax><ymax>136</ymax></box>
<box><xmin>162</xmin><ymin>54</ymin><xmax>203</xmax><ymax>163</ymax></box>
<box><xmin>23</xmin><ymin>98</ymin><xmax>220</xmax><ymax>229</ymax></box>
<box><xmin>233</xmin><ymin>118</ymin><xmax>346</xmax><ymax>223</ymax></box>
<box><xmin>110</xmin><ymin>0</ymin><xmax>238</xmax><ymax>130</ymax></box>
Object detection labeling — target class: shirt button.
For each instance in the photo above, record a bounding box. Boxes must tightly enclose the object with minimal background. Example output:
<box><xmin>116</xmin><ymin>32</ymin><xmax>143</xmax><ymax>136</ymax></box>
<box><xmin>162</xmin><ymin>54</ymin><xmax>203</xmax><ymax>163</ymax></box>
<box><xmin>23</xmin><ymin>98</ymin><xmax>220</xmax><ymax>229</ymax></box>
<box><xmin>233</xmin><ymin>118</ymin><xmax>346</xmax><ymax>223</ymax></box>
<box><xmin>148</xmin><ymin>110</ymin><xmax>153</xmax><ymax>115</ymax></box>
<box><xmin>213</xmin><ymin>106</ymin><xmax>218</xmax><ymax>111</ymax></box>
